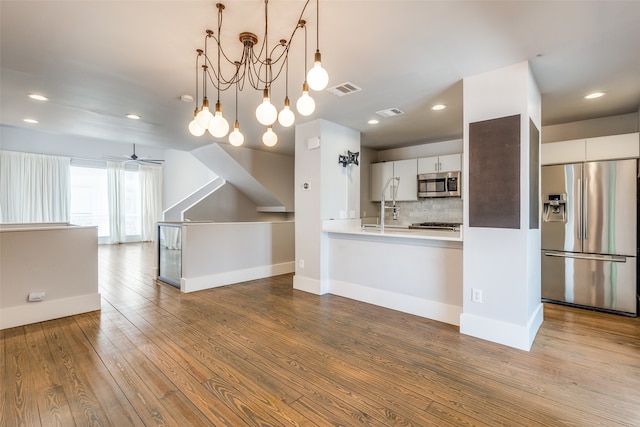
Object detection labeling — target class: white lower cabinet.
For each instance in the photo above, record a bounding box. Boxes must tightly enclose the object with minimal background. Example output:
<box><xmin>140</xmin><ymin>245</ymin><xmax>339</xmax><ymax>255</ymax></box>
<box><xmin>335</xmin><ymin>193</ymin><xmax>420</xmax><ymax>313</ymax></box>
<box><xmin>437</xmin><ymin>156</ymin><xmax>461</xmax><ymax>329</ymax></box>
<box><xmin>370</xmin><ymin>159</ymin><xmax>417</xmax><ymax>201</ymax></box>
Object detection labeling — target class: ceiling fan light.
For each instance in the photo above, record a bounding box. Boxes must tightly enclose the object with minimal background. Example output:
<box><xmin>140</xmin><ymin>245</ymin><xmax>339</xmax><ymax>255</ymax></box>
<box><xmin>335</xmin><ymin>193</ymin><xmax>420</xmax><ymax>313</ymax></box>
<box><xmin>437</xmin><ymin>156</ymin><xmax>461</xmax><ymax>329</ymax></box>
<box><xmin>189</xmin><ymin>119</ymin><xmax>205</xmax><ymax>136</ymax></box>
<box><xmin>307</xmin><ymin>51</ymin><xmax>329</xmax><ymax>91</ymax></box>
<box><xmin>278</xmin><ymin>98</ymin><xmax>295</xmax><ymax>127</ymax></box>
<box><xmin>256</xmin><ymin>89</ymin><xmax>278</xmax><ymax>125</ymax></box>
<box><xmin>262</xmin><ymin>126</ymin><xmax>278</xmax><ymax>147</ymax></box>
<box><xmin>229</xmin><ymin>120</ymin><xmax>244</xmax><ymax>146</ymax></box>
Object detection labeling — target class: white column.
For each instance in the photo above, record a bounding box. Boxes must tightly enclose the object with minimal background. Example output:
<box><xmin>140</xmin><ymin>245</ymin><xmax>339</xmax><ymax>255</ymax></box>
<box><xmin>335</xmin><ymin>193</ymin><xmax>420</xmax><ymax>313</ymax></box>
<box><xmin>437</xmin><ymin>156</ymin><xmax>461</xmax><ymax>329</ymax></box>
<box><xmin>460</xmin><ymin>61</ymin><xmax>543</xmax><ymax>351</ymax></box>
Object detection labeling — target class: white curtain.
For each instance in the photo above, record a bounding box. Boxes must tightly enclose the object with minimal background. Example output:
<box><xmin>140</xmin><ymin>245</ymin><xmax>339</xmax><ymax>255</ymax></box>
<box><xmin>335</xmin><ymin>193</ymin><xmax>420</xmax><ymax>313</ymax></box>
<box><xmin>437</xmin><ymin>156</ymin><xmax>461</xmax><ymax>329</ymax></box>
<box><xmin>0</xmin><ymin>150</ymin><xmax>70</xmax><ymax>223</ymax></box>
<box><xmin>140</xmin><ymin>164</ymin><xmax>163</xmax><ymax>242</ymax></box>
<box><xmin>107</xmin><ymin>161</ymin><xmax>126</xmax><ymax>243</ymax></box>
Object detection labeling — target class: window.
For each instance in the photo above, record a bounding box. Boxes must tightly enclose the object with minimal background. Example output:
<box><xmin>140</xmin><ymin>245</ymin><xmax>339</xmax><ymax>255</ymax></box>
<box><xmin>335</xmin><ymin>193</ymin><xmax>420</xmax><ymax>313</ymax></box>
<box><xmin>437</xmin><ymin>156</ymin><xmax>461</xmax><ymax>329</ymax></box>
<box><xmin>70</xmin><ymin>166</ymin><xmax>109</xmax><ymax>238</ymax></box>
<box><xmin>70</xmin><ymin>165</ymin><xmax>143</xmax><ymax>243</ymax></box>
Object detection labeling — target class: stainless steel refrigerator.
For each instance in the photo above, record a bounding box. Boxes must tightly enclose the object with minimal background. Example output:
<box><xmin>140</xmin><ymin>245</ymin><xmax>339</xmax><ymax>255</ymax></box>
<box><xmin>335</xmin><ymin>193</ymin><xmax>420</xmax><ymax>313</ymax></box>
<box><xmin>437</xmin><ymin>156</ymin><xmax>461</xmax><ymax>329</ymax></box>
<box><xmin>541</xmin><ymin>159</ymin><xmax>638</xmax><ymax>315</ymax></box>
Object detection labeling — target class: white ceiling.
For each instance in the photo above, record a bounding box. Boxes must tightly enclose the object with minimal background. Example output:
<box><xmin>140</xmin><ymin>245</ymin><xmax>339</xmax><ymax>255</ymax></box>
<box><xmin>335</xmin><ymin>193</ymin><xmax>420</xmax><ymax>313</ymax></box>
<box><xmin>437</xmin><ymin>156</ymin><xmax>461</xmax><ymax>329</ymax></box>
<box><xmin>1</xmin><ymin>1</ymin><xmax>639</xmax><ymax>156</ymax></box>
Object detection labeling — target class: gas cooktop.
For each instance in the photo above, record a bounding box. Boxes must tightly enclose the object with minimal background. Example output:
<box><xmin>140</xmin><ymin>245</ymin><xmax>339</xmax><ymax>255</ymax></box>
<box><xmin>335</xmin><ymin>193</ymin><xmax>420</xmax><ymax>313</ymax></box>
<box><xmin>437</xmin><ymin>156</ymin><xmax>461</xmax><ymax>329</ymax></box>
<box><xmin>408</xmin><ymin>222</ymin><xmax>461</xmax><ymax>231</ymax></box>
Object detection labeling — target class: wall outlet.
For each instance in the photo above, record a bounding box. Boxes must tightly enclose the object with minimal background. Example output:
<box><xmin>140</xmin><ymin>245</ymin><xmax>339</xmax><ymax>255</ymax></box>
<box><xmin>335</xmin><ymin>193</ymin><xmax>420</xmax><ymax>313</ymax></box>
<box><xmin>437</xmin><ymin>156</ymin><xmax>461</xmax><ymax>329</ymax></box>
<box><xmin>471</xmin><ymin>288</ymin><xmax>483</xmax><ymax>303</ymax></box>
<box><xmin>299</xmin><ymin>259</ymin><xmax>305</xmax><ymax>269</ymax></box>
<box><xmin>28</xmin><ymin>291</ymin><xmax>46</xmax><ymax>302</ymax></box>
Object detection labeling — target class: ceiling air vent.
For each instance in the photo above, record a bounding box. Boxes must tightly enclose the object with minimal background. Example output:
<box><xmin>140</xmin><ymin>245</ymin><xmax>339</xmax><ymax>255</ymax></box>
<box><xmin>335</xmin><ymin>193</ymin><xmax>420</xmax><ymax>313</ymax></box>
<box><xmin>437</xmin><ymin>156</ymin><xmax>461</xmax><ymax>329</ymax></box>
<box><xmin>326</xmin><ymin>82</ymin><xmax>362</xmax><ymax>97</ymax></box>
<box><xmin>375</xmin><ymin>108</ymin><xmax>405</xmax><ymax>118</ymax></box>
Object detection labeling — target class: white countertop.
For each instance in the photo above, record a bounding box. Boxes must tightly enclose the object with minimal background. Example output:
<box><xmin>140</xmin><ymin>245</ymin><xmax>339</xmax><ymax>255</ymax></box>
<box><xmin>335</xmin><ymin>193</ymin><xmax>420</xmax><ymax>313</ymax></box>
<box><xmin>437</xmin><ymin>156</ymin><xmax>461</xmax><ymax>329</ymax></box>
<box><xmin>322</xmin><ymin>221</ymin><xmax>463</xmax><ymax>242</ymax></box>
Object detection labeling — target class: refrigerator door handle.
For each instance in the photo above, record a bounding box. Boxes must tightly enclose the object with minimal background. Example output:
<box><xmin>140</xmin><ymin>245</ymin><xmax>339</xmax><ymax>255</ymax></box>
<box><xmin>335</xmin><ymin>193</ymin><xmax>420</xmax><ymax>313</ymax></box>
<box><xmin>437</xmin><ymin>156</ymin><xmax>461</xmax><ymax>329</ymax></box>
<box><xmin>543</xmin><ymin>252</ymin><xmax>627</xmax><ymax>263</ymax></box>
<box><xmin>577</xmin><ymin>177</ymin><xmax>582</xmax><ymax>240</ymax></box>
<box><xmin>583</xmin><ymin>177</ymin><xmax>589</xmax><ymax>240</ymax></box>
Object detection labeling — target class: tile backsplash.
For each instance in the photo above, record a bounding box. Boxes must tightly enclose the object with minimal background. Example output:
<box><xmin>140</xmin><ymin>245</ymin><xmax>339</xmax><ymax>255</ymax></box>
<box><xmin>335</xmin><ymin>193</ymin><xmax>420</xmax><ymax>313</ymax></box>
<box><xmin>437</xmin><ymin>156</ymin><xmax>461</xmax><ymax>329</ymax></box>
<box><xmin>366</xmin><ymin>197</ymin><xmax>463</xmax><ymax>225</ymax></box>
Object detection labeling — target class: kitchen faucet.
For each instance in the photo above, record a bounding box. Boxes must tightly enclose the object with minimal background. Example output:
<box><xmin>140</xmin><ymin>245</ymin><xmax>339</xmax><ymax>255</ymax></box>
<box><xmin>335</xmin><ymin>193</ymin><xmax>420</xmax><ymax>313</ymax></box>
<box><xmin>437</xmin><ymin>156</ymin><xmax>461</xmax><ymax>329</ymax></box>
<box><xmin>380</xmin><ymin>176</ymin><xmax>400</xmax><ymax>232</ymax></box>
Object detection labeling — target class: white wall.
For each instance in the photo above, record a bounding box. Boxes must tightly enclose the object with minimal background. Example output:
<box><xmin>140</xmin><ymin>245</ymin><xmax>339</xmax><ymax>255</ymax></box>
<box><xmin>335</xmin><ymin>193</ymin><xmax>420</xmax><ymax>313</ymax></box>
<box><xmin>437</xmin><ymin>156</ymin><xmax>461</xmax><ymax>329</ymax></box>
<box><xmin>0</xmin><ymin>125</ymin><xmax>166</xmax><ymax>161</ymax></box>
<box><xmin>0</xmin><ymin>225</ymin><xmax>101</xmax><ymax>329</ymax></box>
<box><xmin>320</xmin><ymin>121</ymin><xmax>361</xmax><ymax>221</ymax></box>
<box><xmin>163</xmin><ymin>148</ymin><xmax>217</xmax><ymax>210</ymax></box>
<box><xmin>179</xmin><ymin>221</ymin><xmax>295</xmax><ymax>293</ymax></box>
<box><xmin>377</xmin><ymin>139</ymin><xmax>464</xmax><ymax>162</ymax></box>
<box><xmin>294</xmin><ymin>119</ymin><xmax>361</xmax><ymax>294</ymax></box>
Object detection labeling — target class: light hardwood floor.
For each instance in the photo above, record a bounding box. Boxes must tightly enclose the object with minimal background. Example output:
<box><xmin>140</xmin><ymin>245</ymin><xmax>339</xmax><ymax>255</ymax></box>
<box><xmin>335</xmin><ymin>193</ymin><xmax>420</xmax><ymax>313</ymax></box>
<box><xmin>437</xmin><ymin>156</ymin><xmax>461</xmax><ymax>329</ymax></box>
<box><xmin>2</xmin><ymin>242</ymin><xmax>639</xmax><ymax>426</ymax></box>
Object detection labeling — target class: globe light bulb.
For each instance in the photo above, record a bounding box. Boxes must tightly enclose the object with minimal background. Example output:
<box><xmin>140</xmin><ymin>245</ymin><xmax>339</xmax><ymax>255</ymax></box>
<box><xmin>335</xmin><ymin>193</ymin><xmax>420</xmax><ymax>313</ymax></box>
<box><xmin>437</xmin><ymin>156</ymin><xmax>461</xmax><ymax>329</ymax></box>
<box><xmin>188</xmin><ymin>119</ymin><xmax>205</xmax><ymax>136</ymax></box>
<box><xmin>255</xmin><ymin>88</ymin><xmax>278</xmax><ymax>125</ymax></box>
<box><xmin>208</xmin><ymin>101</ymin><xmax>229</xmax><ymax>138</ymax></box>
<box><xmin>262</xmin><ymin>126</ymin><xmax>278</xmax><ymax>147</ymax></box>
<box><xmin>188</xmin><ymin>107</ymin><xmax>205</xmax><ymax>136</ymax></box>
<box><xmin>195</xmin><ymin>97</ymin><xmax>213</xmax><ymax>129</ymax></box>
<box><xmin>296</xmin><ymin>82</ymin><xmax>315</xmax><ymax>116</ymax></box>
<box><xmin>208</xmin><ymin>111</ymin><xmax>229</xmax><ymax>138</ymax></box>
<box><xmin>278</xmin><ymin>97</ymin><xmax>295</xmax><ymax>127</ymax></box>
<box><xmin>307</xmin><ymin>51</ymin><xmax>329</xmax><ymax>91</ymax></box>
<box><xmin>229</xmin><ymin>120</ymin><xmax>244</xmax><ymax>147</ymax></box>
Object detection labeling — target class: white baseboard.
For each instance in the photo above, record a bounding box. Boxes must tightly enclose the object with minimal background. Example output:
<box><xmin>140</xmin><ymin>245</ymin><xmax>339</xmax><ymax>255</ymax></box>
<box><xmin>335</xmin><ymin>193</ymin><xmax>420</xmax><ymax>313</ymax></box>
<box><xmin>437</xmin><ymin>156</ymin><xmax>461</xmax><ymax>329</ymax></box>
<box><xmin>0</xmin><ymin>293</ymin><xmax>101</xmax><ymax>330</ymax></box>
<box><xmin>292</xmin><ymin>275</ymin><xmax>329</xmax><ymax>295</ymax></box>
<box><xmin>328</xmin><ymin>279</ymin><xmax>462</xmax><ymax>326</ymax></box>
<box><xmin>459</xmin><ymin>302</ymin><xmax>544</xmax><ymax>351</ymax></box>
<box><xmin>181</xmin><ymin>262</ymin><xmax>295</xmax><ymax>293</ymax></box>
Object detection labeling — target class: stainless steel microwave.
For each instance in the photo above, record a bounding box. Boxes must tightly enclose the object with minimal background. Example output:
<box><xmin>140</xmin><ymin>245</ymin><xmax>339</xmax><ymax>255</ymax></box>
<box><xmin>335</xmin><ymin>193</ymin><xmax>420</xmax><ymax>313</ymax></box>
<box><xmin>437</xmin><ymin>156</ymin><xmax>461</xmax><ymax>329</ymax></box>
<box><xmin>417</xmin><ymin>171</ymin><xmax>461</xmax><ymax>198</ymax></box>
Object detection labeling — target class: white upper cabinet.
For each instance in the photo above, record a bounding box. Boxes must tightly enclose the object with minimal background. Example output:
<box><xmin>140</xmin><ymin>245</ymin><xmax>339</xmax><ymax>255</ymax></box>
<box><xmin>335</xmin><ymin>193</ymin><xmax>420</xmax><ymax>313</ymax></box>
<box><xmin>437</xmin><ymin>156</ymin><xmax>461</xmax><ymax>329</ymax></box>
<box><xmin>586</xmin><ymin>133</ymin><xmax>639</xmax><ymax>161</ymax></box>
<box><xmin>542</xmin><ymin>133</ymin><xmax>639</xmax><ymax>165</ymax></box>
<box><xmin>370</xmin><ymin>159</ymin><xmax>417</xmax><ymax>202</ymax></box>
<box><xmin>541</xmin><ymin>139</ymin><xmax>585</xmax><ymax>165</ymax></box>
<box><xmin>370</xmin><ymin>162</ymin><xmax>394</xmax><ymax>201</ymax></box>
<box><xmin>417</xmin><ymin>153</ymin><xmax>462</xmax><ymax>174</ymax></box>
<box><xmin>438</xmin><ymin>153</ymin><xmax>463</xmax><ymax>172</ymax></box>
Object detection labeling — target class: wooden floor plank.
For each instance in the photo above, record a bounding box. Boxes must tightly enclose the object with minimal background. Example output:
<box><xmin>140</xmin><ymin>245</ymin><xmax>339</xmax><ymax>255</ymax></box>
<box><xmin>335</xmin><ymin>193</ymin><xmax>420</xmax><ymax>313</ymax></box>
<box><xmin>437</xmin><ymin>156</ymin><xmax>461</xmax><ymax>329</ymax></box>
<box><xmin>94</xmin><ymin>296</ymin><xmax>278</xmax><ymax>427</ymax></box>
<box><xmin>1</xmin><ymin>327</ymin><xmax>41</xmax><ymax>427</ymax></box>
<box><xmin>41</xmin><ymin>316</ymin><xmax>142</xmax><ymax>426</ymax></box>
<box><xmin>22</xmin><ymin>323</ymin><xmax>76</xmax><ymax>426</ymax></box>
<box><xmin>2</xmin><ymin>242</ymin><xmax>640</xmax><ymax>426</ymax></box>
<box><xmin>117</xmin><ymin>304</ymin><xmax>319</xmax><ymax>426</ymax></box>
<box><xmin>74</xmin><ymin>309</ymin><xmax>212</xmax><ymax>427</ymax></box>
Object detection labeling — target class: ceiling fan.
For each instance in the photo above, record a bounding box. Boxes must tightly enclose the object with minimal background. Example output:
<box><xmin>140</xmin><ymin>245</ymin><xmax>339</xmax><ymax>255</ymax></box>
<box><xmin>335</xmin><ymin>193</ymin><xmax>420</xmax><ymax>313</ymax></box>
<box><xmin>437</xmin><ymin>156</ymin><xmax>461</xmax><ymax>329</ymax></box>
<box><xmin>103</xmin><ymin>144</ymin><xmax>164</xmax><ymax>165</ymax></box>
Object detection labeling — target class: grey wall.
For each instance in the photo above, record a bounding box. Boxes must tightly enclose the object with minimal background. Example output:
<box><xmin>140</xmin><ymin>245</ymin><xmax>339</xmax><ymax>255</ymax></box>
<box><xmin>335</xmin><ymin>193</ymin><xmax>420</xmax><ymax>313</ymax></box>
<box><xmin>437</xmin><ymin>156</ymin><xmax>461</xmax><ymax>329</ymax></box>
<box><xmin>542</xmin><ymin>112</ymin><xmax>639</xmax><ymax>143</ymax></box>
<box><xmin>184</xmin><ymin>183</ymin><xmax>292</xmax><ymax>222</ymax></box>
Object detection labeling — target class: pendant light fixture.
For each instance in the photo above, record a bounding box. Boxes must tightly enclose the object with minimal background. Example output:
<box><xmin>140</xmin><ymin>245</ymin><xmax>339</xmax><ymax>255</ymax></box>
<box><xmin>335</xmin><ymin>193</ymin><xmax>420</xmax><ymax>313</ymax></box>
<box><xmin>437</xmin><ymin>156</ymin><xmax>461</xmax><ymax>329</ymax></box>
<box><xmin>277</xmin><ymin>55</ymin><xmax>295</xmax><ymax>127</ymax></box>
<box><xmin>296</xmin><ymin>20</ymin><xmax>316</xmax><ymax>117</ymax></box>
<box><xmin>186</xmin><ymin>1</ymin><xmax>329</xmax><ymax>145</ymax></box>
<box><xmin>188</xmin><ymin>50</ymin><xmax>206</xmax><ymax>136</ymax></box>
<box><xmin>306</xmin><ymin>0</ymin><xmax>329</xmax><ymax>91</ymax></box>
<box><xmin>229</xmin><ymin>65</ymin><xmax>245</xmax><ymax>146</ymax></box>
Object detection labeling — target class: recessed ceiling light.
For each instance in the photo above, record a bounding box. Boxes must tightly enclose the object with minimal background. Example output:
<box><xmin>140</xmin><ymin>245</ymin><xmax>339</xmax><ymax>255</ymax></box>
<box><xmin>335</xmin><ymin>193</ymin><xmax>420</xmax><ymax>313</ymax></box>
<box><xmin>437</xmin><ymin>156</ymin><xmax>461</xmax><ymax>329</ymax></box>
<box><xmin>180</xmin><ymin>94</ymin><xmax>194</xmax><ymax>103</ymax></box>
<box><xmin>585</xmin><ymin>92</ymin><xmax>605</xmax><ymax>99</ymax></box>
<box><xmin>368</xmin><ymin>119</ymin><xmax>379</xmax><ymax>125</ymax></box>
<box><xmin>431</xmin><ymin>104</ymin><xmax>446</xmax><ymax>111</ymax></box>
<box><xmin>27</xmin><ymin>93</ymin><xmax>49</xmax><ymax>101</ymax></box>
<box><xmin>126</xmin><ymin>114</ymin><xmax>141</xmax><ymax>120</ymax></box>
<box><xmin>23</xmin><ymin>118</ymin><xmax>39</xmax><ymax>124</ymax></box>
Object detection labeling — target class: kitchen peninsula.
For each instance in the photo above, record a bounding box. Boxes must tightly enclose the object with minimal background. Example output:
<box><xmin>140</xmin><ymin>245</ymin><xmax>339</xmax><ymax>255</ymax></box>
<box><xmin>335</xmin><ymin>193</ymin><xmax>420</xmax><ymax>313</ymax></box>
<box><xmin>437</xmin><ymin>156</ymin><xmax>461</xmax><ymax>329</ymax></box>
<box><xmin>322</xmin><ymin>220</ymin><xmax>463</xmax><ymax>325</ymax></box>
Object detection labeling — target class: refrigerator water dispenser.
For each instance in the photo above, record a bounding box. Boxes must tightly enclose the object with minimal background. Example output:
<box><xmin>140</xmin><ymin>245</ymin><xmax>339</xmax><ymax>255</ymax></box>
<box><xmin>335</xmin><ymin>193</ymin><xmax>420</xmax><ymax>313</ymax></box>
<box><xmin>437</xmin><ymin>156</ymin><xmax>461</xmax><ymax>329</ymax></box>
<box><xmin>543</xmin><ymin>194</ymin><xmax>567</xmax><ymax>222</ymax></box>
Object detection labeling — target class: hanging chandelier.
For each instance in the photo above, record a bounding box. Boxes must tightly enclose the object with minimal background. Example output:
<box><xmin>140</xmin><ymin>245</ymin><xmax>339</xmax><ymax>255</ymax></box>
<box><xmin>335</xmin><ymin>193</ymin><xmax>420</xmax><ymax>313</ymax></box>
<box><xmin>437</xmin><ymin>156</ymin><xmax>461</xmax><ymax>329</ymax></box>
<box><xmin>187</xmin><ymin>0</ymin><xmax>329</xmax><ymax>147</ymax></box>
